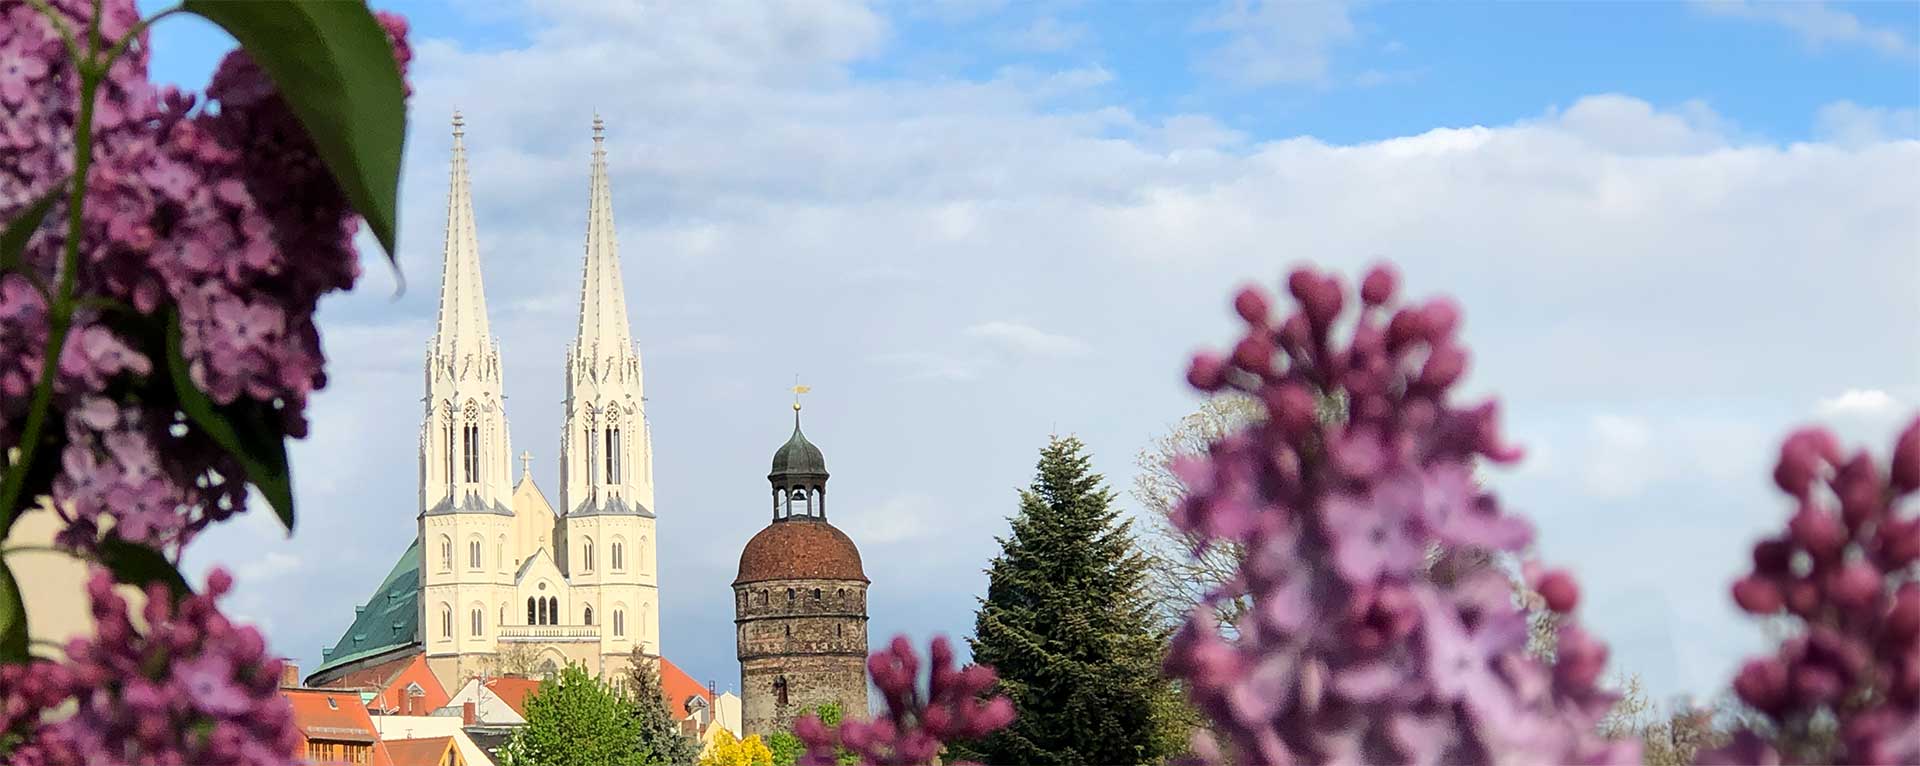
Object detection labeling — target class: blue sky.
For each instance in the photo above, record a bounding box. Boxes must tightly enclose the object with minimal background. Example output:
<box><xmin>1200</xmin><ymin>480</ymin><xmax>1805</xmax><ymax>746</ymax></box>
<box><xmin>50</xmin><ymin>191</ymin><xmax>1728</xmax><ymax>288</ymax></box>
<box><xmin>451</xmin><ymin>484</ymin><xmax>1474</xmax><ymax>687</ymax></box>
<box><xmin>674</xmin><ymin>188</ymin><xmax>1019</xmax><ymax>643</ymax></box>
<box><xmin>138</xmin><ymin>0</ymin><xmax>1918</xmax><ymax>712</ymax></box>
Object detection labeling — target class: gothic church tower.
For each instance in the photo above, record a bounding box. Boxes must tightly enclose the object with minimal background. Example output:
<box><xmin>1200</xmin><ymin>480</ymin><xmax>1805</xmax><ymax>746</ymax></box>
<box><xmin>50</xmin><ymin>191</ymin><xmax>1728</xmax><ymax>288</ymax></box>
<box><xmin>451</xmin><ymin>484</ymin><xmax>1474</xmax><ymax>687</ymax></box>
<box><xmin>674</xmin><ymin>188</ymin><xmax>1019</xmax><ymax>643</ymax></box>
<box><xmin>558</xmin><ymin>117</ymin><xmax>661</xmax><ymax>669</ymax></box>
<box><xmin>419</xmin><ymin>113</ymin><xmax>519</xmax><ymax>683</ymax></box>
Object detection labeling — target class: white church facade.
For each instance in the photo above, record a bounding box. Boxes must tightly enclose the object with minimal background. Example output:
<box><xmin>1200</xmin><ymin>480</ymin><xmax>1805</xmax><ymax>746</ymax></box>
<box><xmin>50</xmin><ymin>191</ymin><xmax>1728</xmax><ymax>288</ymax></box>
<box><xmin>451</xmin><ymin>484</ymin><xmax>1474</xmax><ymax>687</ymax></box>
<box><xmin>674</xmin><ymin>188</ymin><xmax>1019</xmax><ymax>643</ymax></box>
<box><xmin>308</xmin><ymin>114</ymin><xmax>665</xmax><ymax>695</ymax></box>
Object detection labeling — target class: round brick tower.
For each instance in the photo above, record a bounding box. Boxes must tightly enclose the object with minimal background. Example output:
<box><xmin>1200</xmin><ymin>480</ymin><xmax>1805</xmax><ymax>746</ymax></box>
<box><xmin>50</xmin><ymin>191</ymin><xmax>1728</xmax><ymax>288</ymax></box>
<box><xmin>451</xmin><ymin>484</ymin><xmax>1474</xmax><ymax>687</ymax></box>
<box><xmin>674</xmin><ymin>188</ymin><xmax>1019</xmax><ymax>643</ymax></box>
<box><xmin>734</xmin><ymin>404</ymin><xmax>870</xmax><ymax>738</ymax></box>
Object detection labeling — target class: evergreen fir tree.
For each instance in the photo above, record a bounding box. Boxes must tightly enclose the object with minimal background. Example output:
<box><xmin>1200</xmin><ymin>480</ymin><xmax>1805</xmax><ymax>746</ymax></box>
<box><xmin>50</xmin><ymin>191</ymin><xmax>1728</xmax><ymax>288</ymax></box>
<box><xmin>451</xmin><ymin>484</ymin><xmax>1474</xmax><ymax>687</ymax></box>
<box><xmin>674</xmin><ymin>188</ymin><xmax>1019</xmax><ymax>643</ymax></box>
<box><xmin>961</xmin><ymin>435</ymin><xmax>1179</xmax><ymax>766</ymax></box>
<box><xmin>624</xmin><ymin>647</ymin><xmax>705</xmax><ymax>766</ymax></box>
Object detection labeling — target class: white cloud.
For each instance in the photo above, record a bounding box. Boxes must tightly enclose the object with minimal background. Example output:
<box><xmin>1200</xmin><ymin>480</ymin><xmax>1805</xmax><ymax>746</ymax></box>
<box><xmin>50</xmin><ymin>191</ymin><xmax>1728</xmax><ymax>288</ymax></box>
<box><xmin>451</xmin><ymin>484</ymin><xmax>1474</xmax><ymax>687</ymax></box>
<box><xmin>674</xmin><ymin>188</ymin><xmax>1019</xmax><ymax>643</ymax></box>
<box><xmin>1814</xmin><ymin>101</ymin><xmax>1920</xmax><ymax>147</ymax></box>
<box><xmin>1816</xmin><ymin>388</ymin><xmax>1900</xmax><ymax>418</ymax></box>
<box><xmin>1692</xmin><ymin>0</ymin><xmax>1918</xmax><ymax>59</ymax></box>
<box><xmin>870</xmin><ymin>351</ymin><xmax>984</xmax><ymax>382</ymax></box>
<box><xmin>236</xmin><ymin>552</ymin><xmax>305</xmax><ymax>581</ymax></box>
<box><xmin>963</xmin><ymin>320</ymin><xmax>1093</xmax><ymax>358</ymax></box>
<box><xmin>1195</xmin><ymin>0</ymin><xmax>1359</xmax><ymax>87</ymax></box>
<box><xmin>834</xmin><ymin>493</ymin><xmax>949</xmax><ymax>545</ymax></box>
<box><xmin>998</xmin><ymin>16</ymin><xmax>1088</xmax><ymax>53</ymax></box>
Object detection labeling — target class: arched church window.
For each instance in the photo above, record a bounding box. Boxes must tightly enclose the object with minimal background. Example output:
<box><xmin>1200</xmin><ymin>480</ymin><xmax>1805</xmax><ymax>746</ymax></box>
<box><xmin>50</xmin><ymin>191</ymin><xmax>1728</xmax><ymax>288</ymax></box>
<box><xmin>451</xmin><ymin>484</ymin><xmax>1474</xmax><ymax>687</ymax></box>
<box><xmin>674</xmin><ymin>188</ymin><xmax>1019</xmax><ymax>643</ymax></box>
<box><xmin>547</xmin><ymin>597</ymin><xmax>558</xmax><ymax>624</ymax></box>
<box><xmin>441</xmin><ymin>408</ymin><xmax>455</xmax><ymax>485</ymax></box>
<box><xmin>497</xmin><ymin>536</ymin><xmax>505</xmax><ymax>572</ymax></box>
<box><xmin>468</xmin><ymin>539</ymin><xmax>481</xmax><ymax>570</ymax></box>
<box><xmin>527</xmin><ymin>598</ymin><xmax>536</xmax><ymax>626</ymax></box>
<box><xmin>471</xmin><ymin>608</ymin><xmax>483</xmax><ymax>637</ymax></box>
<box><xmin>584</xmin><ymin>411</ymin><xmax>599</xmax><ymax>486</ymax></box>
<box><xmin>613</xmin><ymin>610</ymin><xmax>625</xmax><ymax>637</ymax></box>
<box><xmin>500</xmin><ymin>604</ymin><xmax>507</xmax><ymax>627</ymax></box>
<box><xmin>439</xmin><ymin>606</ymin><xmax>451</xmax><ymax>639</ymax></box>
<box><xmin>438</xmin><ymin>536</ymin><xmax>452</xmax><ymax>572</ymax></box>
<box><xmin>582</xmin><ymin>538</ymin><xmax>594</xmax><ymax>572</ymax></box>
<box><xmin>462</xmin><ymin>403</ymin><xmax>480</xmax><ymax>484</ymax></box>
<box><xmin>611</xmin><ymin>541</ymin><xmax>624</xmax><ymax>571</ymax></box>
<box><xmin>774</xmin><ymin>676</ymin><xmax>789</xmax><ymax>707</ymax></box>
<box><xmin>584</xmin><ymin>606</ymin><xmax>594</xmax><ymax>626</ymax></box>
<box><xmin>606</xmin><ymin>410</ymin><xmax>622</xmax><ymax>484</ymax></box>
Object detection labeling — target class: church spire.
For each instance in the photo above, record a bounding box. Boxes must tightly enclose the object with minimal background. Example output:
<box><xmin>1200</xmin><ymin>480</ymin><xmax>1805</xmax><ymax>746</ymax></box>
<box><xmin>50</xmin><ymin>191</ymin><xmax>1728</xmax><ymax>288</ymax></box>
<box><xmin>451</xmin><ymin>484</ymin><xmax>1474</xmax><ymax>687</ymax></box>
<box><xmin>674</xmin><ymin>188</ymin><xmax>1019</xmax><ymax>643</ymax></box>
<box><xmin>576</xmin><ymin>114</ymin><xmax>633</xmax><ymax>355</ymax></box>
<box><xmin>432</xmin><ymin>110</ymin><xmax>494</xmax><ymax>362</ymax></box>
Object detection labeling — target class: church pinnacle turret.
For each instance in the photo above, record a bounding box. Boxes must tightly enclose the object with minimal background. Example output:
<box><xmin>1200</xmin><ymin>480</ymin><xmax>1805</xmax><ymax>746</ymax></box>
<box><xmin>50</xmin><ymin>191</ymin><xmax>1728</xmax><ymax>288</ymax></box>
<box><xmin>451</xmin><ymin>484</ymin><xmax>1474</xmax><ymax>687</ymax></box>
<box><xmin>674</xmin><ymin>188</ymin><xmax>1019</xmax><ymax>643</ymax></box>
<box><xmin>561</xmin><ymin>116</ymin><xmax>654</xmax><ymax>521</ymax></box>
<box><xmin>432</xmin><ymin>111</ymin><xmax>495</xmax><ymax>366</ymax></box>
<box><xmin>420</xmin><ymin>111</ymin><xmax>512</xmax><ymax>517</ymax></box>
<box><xmin>576</xmin><ymin>114</ymin><xmax>632</xmax><ymax>358</ymax></box>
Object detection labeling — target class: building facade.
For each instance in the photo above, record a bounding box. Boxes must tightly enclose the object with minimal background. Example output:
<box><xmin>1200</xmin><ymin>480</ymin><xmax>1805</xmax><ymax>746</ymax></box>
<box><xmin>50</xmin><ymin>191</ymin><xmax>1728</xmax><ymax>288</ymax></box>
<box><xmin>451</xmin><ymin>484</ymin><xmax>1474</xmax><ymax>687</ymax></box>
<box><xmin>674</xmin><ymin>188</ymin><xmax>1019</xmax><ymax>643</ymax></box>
<box><xmin>734</xmin><ymin>409</ymin><xmax>871</xmax><ymax>737</ymax></box>
<box><xmin>309</xmin><ymin>114</ymin><xmax>661</xmax><ymax>694</ymax></box>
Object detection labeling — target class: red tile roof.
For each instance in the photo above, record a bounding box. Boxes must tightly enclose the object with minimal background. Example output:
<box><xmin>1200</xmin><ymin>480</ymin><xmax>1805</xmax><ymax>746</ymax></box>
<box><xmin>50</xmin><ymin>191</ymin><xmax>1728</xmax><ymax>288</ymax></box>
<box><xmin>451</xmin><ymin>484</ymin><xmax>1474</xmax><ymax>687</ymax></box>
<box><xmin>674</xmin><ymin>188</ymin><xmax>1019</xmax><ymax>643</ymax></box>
<box><xmin>658</xmin><ymin>657</ymin><xmax>713</xmax><ymax>720</ymax></box>
<box><xmin>368</xmin><ymin>655</ymin><xmax>450</xmax><ymax>715</ymax></box>
<box><xmin>283</xmin><ymin>688</ymin><xmax>379</xmax><ymax>744</ymax></box>
<box><xmin>483</xmin><ymin>677</ymin><xmax>544</xmax><ymax>717</ymax></box>
<box><xmin>383</xmin><ymin>736</ymin><xmax>455</xmax><ymax>766</ymax></box>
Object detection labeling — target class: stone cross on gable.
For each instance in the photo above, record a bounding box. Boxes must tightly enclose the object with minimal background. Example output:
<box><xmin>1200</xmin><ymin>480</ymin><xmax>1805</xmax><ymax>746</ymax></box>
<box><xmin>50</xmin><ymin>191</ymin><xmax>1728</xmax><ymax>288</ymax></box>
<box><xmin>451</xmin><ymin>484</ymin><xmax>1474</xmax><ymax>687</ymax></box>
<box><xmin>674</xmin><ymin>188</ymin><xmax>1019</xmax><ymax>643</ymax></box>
<box><xmin>520</xmin><ymin>451</ymin><xmax>533</xmax><ymax>478</ymax></box>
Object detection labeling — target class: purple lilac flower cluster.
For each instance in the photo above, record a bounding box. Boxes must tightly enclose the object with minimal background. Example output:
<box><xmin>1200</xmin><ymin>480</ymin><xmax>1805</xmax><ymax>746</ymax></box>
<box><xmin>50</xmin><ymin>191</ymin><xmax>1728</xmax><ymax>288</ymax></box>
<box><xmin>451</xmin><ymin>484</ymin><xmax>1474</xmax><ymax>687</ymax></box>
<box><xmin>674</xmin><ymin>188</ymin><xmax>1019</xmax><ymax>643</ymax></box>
<box><xmin>793</xmin><ymin>635</ymin><xmax>1015</xmax><ymax>766</ymax></box>
<box><xmin>0</xmin><ymin>0</ymin><xmax>412</xmax><ymax>553</ymax></box>
<box><xmin>2</xmin><ymin>568</ymin><xmax>299</xmax><ymax>765</ymax></box>
<box><xmin>1162</xmin><ymin>264</ymin><xmax>1637</xmax><ymax>764</ymax></box>
<box><xmin>1699</xmin><ymin>419</ymin><xmax>1920</xmax><ymax>765</ymax></box>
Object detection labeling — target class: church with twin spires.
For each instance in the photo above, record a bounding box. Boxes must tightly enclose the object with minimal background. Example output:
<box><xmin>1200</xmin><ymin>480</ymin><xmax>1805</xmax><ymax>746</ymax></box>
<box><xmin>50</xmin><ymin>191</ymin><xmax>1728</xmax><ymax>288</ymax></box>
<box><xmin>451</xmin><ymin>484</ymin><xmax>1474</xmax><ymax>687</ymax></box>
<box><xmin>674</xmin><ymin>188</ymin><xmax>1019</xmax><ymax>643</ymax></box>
<box><xmin>306</xmin><ymin>114</ymin><xmax>665</xmax><ymax>694</ymax></box>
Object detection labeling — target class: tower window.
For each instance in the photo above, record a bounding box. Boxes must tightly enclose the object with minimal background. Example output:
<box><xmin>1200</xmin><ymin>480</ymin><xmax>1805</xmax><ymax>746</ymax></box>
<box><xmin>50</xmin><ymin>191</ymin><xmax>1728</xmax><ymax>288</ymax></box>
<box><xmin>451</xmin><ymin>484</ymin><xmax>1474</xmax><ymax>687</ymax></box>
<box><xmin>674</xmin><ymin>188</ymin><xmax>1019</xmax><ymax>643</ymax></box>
<box><xmin>585</xmin><ymin>413</ymin><xmax>598</xmax><ymax>486</ymax></box>
<box><xmin>583</xmin><ymin>538</ymin><xmax>595</xmax><ymax>572</ymax></box>
<box><xmin>442</xmin><ymin>409</ymin><xmax>455</xmax><ymax>486</ymax></box>
<box><xmin>471</xmin><ymin>608</ymin><xmax>483</xmax><ymax>637</ymax></box>
<box><xmin>774</xmin><ymin>676</ymin><xmax>789</xmax><ymax>707</ymax></box>
<box><xmin>438</xmin><ymin>536</ymin><xmax>452</xmax><ymax>572</ymax></box>
<box><xmin>469</xmin><ymin>540</ymin><xmax>481</xmax><ymax>570</ymax></box>
<box><xmin>527</xmin><ymin>597</ymin><xmax>536</xmax><ymax>626</ymax></box>
<box><xmin>439</xmin><ymin>606</ymin><xmax>451</xmax><ymax>639</ymax></box>
<box><xmin>462</xmin><ymin>404</ymin><xmax>480</xmax><ymax>484</ymax></box>
<box><xmin>606</xmin><ymin>414</ymin><xmax>622</xmax><ymax>484</ymax></box>
<box><xmin>611</xmin><ymin>542</ymin><xmax>624</xmax><ymax>571</ymax></box>
<box><xmin>584</xmin><ymin>606</ymin><xmax>594</xmax><ymax>626</ymax></box>
<box><xmin>614</xmin><ymin>610</ymin><xmax>625</xmax><ymax>637</ymax></box>
<box><xmin>786</xmin><ymin>588</ymin><xmax>795</xmax><ymax>605</ymax></box>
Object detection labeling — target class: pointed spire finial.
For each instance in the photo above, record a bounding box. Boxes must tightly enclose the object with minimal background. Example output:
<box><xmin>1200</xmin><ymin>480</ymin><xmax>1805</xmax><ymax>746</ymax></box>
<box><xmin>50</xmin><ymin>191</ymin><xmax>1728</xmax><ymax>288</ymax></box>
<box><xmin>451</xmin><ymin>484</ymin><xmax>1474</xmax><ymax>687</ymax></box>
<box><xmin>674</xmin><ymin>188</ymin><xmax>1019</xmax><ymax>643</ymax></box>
<box><xmin>791</xmin><ymin>375</ymin><xmax>811</xmax><ymax>412</ymax></box>
<box><xmin>452</xmin><ymin>109</ymin><xmax>464</xmax><ymax>138</ymax></box>
<box><xmin>593</xmin><ymin>113</ymin><xmax>605</xmax><ymax>145</ymax></box>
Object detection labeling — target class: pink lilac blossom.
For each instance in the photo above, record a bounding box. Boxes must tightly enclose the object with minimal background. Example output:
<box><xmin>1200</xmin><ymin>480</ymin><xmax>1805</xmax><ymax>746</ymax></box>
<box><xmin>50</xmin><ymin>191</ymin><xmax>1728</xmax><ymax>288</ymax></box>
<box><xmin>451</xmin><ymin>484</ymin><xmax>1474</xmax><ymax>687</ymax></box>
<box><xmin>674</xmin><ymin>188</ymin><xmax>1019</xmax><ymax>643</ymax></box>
<box><xmin>792</xmin><ymin>635</ymin><xmax>1015</xmax><ymax>766</ymax></box>
<box><xmin>1697</xmin><ymin>418</ymin><xmax>1920</xmax><ymax>766</ymax></box>
<box><xmin>0</xmin><ymin>0</ymin><xmax>412</xmax><ymax>552</ymax></box>
<box><xmin>1164</xmin><ymin>264</ymin><xmax>1638</xmax><ymax>764</ymax></box>
<box><xmin>1</xmin><ymin>568</ymin><xmax>299</xmax><ymax>765</ymax></box>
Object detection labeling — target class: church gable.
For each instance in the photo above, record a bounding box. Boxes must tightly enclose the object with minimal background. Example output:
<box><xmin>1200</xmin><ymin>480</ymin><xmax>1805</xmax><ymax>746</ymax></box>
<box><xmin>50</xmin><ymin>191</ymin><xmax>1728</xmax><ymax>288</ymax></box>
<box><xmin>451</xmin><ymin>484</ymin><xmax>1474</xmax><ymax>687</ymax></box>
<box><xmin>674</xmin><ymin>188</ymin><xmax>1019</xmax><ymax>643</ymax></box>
<box><xmin>509</xmin><ymin>474</ymin><xmax>559</xmax><ymax>568</ymax></box>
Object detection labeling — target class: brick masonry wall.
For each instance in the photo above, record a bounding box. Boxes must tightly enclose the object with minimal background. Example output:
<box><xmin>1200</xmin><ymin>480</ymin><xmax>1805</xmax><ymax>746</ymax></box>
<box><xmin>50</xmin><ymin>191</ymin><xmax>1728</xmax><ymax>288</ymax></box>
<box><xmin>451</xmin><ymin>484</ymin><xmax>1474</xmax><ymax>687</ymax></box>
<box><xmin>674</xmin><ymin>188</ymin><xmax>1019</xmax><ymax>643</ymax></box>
<box><xmin>735</xmin><ymin>578</ymin><xmax>869</xmax><ymax>737</ymax></box>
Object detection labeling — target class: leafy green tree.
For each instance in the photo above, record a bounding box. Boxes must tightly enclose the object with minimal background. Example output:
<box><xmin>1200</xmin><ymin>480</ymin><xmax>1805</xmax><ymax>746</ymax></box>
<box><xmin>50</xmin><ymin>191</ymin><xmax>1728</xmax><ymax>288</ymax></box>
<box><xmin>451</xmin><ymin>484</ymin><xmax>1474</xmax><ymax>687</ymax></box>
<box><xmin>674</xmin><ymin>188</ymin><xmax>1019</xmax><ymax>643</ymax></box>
<box><xmin>771</xmin><ymin>703</ymin><xmax>854</xmax><ymax>766</ymax></box>
<box><xmin>960</xmin><ymin>435</ymin><xmax>1177</xmax><ymax>766</ymax></box>
<box><xmin>506</xmin><ymin>663</ymin><xmax>653</xmax><ymax>766</ymax></box>
<box><xmin>623</xmin><ymin>647</ymin><xmax>703</xmax><ymax>765</ymax></box>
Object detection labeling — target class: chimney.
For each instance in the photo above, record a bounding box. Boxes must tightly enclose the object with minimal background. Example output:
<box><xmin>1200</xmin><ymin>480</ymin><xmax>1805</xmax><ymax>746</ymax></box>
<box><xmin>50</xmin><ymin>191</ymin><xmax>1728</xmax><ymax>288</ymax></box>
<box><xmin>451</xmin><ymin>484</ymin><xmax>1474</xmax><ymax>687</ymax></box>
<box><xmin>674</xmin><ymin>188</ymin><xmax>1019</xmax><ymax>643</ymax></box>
<box><xmin>280</xmin><ymin>662</ymin><xmax>300</xmax><ymax>688</ymax></box>
<box><xmin>462</xmin><ymin>701</ymin><xmax>476</xmax><ymax>726</ymax></box>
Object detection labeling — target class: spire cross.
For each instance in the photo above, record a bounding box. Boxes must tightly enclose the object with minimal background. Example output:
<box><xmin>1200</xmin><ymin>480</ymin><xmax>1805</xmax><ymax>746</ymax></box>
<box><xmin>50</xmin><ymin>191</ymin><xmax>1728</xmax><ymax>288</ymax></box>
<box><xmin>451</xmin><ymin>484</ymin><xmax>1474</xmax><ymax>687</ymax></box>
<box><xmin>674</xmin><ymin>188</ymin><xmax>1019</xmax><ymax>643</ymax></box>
<box><xmin>519</xmin><ymin>451</ymin><xmax>533</xmax><ymax>478</ymax></box>
<box><xmin>791</xmin><ymin>375</ymin><xmax>811</xmax><ymax>412</ymax></box>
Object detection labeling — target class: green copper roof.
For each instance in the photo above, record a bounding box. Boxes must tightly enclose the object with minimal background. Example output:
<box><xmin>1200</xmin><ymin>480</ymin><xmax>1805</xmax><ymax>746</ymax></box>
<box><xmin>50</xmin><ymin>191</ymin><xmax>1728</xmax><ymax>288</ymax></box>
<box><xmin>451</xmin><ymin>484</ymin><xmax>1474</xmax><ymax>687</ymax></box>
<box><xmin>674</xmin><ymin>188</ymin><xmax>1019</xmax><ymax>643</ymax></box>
<box><xmin>769</xmin><ymin>411</ymin><xmax>827</xmax><ymax>480</ymax></box>
<box><xmin>312</xmin><ymin>537</ymin><xmax>421</xmax><ymax>676</ymax></box>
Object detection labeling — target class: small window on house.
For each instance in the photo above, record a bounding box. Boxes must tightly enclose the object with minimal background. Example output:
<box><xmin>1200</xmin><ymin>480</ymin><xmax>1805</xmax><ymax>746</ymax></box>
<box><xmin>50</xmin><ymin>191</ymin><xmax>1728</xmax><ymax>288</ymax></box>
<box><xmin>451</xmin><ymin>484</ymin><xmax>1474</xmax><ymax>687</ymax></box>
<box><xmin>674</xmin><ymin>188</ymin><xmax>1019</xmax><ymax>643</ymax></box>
<box><xmin>327</xmin><ymin>697</ymin><xmax>338</xmax><ymax>710</ymax></box>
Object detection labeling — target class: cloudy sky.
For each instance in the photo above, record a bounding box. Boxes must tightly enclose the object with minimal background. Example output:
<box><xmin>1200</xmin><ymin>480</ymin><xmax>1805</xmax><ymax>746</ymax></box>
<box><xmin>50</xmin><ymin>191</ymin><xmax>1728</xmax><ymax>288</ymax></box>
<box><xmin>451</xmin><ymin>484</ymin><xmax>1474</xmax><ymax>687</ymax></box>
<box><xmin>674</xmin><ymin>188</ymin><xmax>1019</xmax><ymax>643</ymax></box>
<box><xmin>143</xmin><ymin>0</ymin><xmax>1917</xmax><ymax>707</ymax></box>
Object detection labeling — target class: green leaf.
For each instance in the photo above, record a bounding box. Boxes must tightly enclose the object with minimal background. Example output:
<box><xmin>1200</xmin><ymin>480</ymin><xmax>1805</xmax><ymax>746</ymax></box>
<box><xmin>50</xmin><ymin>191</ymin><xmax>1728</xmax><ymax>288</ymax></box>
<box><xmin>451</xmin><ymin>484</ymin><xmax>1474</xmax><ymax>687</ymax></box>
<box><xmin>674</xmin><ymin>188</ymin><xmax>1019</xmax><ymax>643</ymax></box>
<box><xmin>0</xmin><ymin>180</ymin><xmax>64</xmax><ymax>274</ymax></box>
<box><xmin>0</xmin><ymin>559</ymin><xmax>27</xmax><ymax>663</ymax></box>
<box><xmin>162</xmin><ymin>313</ymin><xmax>295</xmax><ymax>533</ymax></box>
<box><xmin>95</xmin><ymin>538</ymin><xmax>193</xmax><ymax>599</ymax></box>
<box><xmin>181</xmin><ymin>0</ymin><xmax>406</xmax><ymax>260</ymax></box>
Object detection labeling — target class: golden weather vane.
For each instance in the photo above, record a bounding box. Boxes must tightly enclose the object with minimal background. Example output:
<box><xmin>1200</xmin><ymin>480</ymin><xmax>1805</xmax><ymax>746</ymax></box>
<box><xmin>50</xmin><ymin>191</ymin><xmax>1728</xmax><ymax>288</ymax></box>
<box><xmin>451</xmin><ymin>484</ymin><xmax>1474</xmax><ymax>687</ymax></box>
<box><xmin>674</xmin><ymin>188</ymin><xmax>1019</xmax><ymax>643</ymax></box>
<box><xmin>791</xmin><ymin>374</ymin><xmax>811</xmax><ymax>411</ymax></box>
